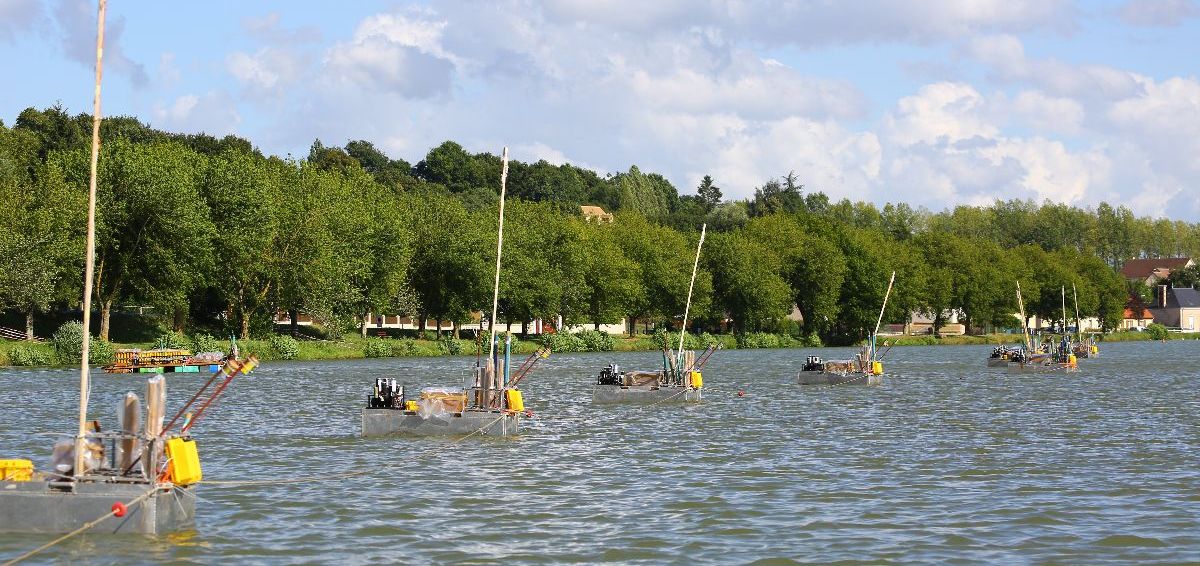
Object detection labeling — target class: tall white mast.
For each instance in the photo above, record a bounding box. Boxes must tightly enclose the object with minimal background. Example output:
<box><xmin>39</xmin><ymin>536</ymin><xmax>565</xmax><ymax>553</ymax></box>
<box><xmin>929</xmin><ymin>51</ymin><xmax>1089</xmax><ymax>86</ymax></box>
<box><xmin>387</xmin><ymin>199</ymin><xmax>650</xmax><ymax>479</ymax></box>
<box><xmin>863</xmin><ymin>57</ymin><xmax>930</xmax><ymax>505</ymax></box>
<box><xmin>676</xmin><ymin>224</ymin><xmax>706</xmax><ymax>374</ymax></box>
<box><xmin>486</xmin><ymin>148</ymin><xmax>509</xmax><ymax>384</ymax></box>
<box><xmin>74</xmin><ymin>0</ymin><xmax>106</xmax><ymax>479</ymax></box>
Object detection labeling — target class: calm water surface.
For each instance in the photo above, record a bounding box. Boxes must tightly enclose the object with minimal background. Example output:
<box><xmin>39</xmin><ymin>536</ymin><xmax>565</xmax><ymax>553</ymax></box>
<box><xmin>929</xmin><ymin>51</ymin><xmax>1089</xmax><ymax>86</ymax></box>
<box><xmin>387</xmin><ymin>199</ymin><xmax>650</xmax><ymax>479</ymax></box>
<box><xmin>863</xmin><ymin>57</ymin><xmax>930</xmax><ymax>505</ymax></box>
<box><xmin>2</xmin><ymin>341</ymin><xmax>1199</xmax><ymax>564</ymax></box>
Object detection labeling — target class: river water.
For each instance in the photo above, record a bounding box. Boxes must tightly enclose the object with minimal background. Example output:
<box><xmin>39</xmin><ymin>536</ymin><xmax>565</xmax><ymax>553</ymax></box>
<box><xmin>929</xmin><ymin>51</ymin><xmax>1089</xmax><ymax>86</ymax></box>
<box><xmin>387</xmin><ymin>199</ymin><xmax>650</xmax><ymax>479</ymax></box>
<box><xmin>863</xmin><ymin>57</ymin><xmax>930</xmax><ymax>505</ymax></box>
<box><xmin>2</xmin><ymin>341</ymin><xmax>1199</xmax><ymax>564</ymax></box>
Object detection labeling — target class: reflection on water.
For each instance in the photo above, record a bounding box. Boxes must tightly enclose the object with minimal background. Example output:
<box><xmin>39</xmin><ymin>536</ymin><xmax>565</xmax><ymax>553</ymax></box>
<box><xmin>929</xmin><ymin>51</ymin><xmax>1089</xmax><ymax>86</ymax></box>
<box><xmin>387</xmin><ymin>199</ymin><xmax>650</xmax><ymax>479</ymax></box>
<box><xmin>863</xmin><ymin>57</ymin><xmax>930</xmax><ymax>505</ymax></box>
<box><xmin>2</xmin><ymin>341</ymin><xmax>1200</xmax><ymax>563</ymax></box>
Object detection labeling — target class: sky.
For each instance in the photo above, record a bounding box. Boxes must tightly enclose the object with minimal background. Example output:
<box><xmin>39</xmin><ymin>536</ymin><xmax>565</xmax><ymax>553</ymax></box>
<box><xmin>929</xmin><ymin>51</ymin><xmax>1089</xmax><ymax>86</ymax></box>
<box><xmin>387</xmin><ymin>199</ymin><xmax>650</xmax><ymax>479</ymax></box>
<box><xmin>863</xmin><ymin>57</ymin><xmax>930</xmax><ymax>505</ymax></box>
<box><xmin>1</xmin><ymin>0</ymin><xmax>1198</xmax><ymax>220</ymax></box>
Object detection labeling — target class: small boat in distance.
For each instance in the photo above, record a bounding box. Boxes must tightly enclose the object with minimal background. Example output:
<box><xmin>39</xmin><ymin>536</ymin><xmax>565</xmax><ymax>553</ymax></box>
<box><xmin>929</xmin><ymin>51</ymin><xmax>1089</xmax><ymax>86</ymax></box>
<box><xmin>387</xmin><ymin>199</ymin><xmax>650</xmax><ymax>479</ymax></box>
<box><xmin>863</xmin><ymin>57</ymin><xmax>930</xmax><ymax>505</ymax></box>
<box><xmin>361</xmin><ymin>148</ymin><xmax>549</xmax><ymax>437</ymax></box>
<box><xmin>798</xmin><ymin>271</ymin><xmax>894</xmax><ymax>386</ymax></box>
<box><xmin>592</xmin><ymin>224</ymin><xmax>710</xmax><ymax>404</ymax></box>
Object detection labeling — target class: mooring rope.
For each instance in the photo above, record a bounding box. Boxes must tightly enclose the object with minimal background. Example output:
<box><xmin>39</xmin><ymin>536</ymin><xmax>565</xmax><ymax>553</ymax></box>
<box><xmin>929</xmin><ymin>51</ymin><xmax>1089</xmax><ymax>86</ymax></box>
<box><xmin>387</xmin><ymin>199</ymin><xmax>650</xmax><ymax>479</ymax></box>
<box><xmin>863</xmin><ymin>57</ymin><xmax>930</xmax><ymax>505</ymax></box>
<box><xmin>2</xmin><ymin>486</ymin><xmax>158</xmax><ymax>566</ymax></box>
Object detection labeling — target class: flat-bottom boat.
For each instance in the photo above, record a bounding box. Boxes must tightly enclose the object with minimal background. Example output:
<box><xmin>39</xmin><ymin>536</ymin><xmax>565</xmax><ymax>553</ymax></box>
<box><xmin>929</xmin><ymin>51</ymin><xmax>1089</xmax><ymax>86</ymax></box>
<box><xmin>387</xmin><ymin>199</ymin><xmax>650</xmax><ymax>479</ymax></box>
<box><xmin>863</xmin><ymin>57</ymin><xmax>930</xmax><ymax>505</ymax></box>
<box><xmin>360</xmin><ymin>337</ymin><xmax>547</xmax><ymax>438</ymax></box>
<box><xmin>591</xmin><ymin>345</ymin><xmax>713</xmax><ymax>405</ymax></box>
<box><xmin>798</xmin><ymin>343</ymin><xmax>885</xmax><ymax>386</ymax></box>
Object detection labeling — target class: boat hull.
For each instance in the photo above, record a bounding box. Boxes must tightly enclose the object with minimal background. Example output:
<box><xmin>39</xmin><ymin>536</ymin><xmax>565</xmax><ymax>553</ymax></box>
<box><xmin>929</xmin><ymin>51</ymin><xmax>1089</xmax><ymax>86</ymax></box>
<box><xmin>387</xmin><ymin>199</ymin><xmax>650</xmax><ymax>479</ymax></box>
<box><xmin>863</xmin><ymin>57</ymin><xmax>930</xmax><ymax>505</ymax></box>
<box><xmin>361</xmin><ymin>408</ymin><xmax>520</xmax><ymax>437</ymax></box>
<box><xmin>797</xmin><ymin>371</ymin><xmax>882</xmax><ymax>386</ymax></box>
<box><xmin>592</xmin><ymin>384</ymin><xmax>701</xmax><ymax>404</ymax></box>
<box><xmin>0</xmin><ymin>481</ymin><xmax>194</xmax><ymax>535</ymax></box>
<box><xmin>1006</xmin><ymin>362</ymin><xmax>1078</xmax><ymax>374</ymax></box>
<box><xmin>986</xmin><ymin>357</ymin><xmax>1010</xmax><ymax>367</ymax></box>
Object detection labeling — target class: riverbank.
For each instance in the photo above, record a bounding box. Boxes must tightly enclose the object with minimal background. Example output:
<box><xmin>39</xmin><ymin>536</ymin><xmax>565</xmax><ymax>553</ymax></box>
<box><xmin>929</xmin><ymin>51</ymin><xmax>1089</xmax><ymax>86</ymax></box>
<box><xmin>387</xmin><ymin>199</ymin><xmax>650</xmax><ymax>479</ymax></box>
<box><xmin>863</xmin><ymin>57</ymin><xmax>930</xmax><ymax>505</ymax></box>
<box><xmin>4</xmin><ymin>329</ymin><xmax>1199</xmax><ymax>368</ymax></box>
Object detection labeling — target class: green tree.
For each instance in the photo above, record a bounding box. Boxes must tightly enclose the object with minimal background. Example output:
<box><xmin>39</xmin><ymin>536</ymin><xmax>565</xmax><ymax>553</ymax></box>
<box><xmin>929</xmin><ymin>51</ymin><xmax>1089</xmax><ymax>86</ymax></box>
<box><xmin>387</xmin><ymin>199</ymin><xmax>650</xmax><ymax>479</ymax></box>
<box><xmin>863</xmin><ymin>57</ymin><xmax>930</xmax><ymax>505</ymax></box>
<box><xmin>704</xmin><ymin>231</ymin><xmax>791</xmax><ymax>333</ymax></box>
<box><xmin>57</xmin><ymin>140</ymin><xmax>216</xmax><ymax>340</ymax></box>
<box><xmin>0</xmin><ymin>127</ymin><xmax>83</xmax><ymax>338</ymax></box>
<box><xmin>199</xmin><ymin>149</ymin><xmax>282</xmax><ymax>339</ymax></box>
<box><xmin>576</xmin><ymin>221</ymin><xmax>644</xmax><ymax>330</ymax></box>
<box><xmin>696</xmin><ymin>175</ymin><xmax>722</xmax><ymax>211</ymax></box>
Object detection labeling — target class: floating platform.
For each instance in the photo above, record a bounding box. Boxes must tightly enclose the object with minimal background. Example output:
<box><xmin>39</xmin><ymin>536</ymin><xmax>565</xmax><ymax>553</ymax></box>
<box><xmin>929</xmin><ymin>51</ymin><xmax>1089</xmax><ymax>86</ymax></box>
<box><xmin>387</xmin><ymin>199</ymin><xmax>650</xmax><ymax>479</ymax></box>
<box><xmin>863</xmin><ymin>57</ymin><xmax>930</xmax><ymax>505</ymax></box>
<box><xmin>592</xmin><ymin>384</ymin><xmax>702</xmax><ymax>404</ymax></box>
<box><xmin>104</xmin><ymin>348</ymin><xmax>224</xmax><ymax>374</ymax></box>
<box><xmin>361</xmin><ymin>408</ymin><xmax>520</xmax><ymax>437</ymax></box>
<box><xmin>0</xmin><ymin>481</ymin><xmax>194</xmax><ymax>535</ymax></box>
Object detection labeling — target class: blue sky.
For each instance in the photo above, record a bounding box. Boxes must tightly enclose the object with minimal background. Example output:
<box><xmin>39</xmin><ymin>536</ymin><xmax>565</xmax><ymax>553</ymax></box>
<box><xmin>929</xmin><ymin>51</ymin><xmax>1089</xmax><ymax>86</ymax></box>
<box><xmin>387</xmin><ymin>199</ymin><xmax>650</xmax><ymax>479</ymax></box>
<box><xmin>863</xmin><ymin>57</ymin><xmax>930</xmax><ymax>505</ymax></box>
<box><xmin>2</xmin><ymin>0</ymin><xmax>1198</xmax><ymax>220</ymax></box>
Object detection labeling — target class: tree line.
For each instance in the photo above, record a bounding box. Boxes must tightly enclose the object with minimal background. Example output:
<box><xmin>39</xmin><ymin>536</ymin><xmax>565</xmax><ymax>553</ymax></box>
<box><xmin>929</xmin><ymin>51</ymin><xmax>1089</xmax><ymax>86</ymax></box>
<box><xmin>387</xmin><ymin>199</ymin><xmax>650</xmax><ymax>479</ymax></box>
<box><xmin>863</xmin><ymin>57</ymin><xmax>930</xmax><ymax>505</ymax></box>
<box><xmin>2</xmin><ymin>105</ymin><xmax>1195</xmax><ymax>345</ymax></box>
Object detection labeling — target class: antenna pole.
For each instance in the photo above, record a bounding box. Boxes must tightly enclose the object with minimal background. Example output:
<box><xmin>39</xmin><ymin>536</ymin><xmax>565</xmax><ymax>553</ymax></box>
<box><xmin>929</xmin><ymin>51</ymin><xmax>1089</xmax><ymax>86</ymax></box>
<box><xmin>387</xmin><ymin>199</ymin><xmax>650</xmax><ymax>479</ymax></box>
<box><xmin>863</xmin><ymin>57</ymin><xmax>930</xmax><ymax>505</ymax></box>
<box><xmin>872</xmin><ymin>271</ymin><xmax>896</xmax><ymax>360</ymax></box>
<box><xmin>74</xmin><ymin>0</ymin><xmax>106</xmax><ymax>479</ymax></box>
<box><xmin>676</xmin><ymin>224</ymin><xmax>706</xmax><ymax>379</ymax></box>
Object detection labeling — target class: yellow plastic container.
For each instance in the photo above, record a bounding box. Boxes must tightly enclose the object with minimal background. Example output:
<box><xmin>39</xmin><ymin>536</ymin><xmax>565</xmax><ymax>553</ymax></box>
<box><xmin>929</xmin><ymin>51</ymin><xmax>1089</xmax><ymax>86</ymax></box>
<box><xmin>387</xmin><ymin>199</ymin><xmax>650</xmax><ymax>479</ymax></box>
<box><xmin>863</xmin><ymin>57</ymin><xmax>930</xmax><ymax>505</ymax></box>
<box><xmin>1091</xmin><ymin>345</ymin><xmax>1098</xmax><ymax>354</ymax></box>
<box><xmin>689</xmin><ymin>371</ymin><xmax>703</xmax><ymax>389</ymax></box>
<box><xmin>872</xmin><ymin>361</ymin><xmax>883</xmax><ymax>375</ymax></box>
<box><xmin>1068</xmin><ymin>354</ymin><xmax>1077</xmax><ymax>368</ymax></box>
<box><xmin>165</xmin><ymin>437</ymin><xmax>202</xmax><ymax>486</ymax></box>
<box><xmin>0</xmin><ymin>459</ymin><xmax>33</xmax><ymax>482</ymax></box>
<box><xmin>505</xmin><ymin>389</ymin><xmax>525</xmax><ymax>412</ymax></box>
<box><xmin>404</xmin><ymin>400</ymin><xmax>418</xmax><ymax>412</ymax></box>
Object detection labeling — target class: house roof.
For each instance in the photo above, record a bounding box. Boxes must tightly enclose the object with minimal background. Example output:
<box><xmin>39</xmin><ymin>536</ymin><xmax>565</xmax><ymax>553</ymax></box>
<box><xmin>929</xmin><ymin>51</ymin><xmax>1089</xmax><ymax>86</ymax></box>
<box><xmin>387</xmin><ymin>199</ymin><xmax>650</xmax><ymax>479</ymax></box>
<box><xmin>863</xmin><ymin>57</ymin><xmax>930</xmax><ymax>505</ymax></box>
<box><xmin>1166</xmin><ymin>287</ymin><xmax>1200</xmax><ymax>309</ymax></box>
<box><xmin>1120</xmin><ymin>257</ymin><xmax>1192</xmax><ymax>279</ymax></box>
<box><xmin>1123</xmin><ymin>306</ymin><xmax>1153</xmax><ymax>320</ymax></box>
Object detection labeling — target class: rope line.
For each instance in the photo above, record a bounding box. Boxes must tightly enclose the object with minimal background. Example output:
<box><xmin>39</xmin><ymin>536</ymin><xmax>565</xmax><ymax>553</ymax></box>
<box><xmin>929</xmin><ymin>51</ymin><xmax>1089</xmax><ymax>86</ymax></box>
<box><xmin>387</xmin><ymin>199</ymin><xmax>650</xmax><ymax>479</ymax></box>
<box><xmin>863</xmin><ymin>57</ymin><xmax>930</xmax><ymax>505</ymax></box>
<box><xmin>2</xmin><ymin>486</ymin><xmax>159</xmax><ymax>566</ymax></box>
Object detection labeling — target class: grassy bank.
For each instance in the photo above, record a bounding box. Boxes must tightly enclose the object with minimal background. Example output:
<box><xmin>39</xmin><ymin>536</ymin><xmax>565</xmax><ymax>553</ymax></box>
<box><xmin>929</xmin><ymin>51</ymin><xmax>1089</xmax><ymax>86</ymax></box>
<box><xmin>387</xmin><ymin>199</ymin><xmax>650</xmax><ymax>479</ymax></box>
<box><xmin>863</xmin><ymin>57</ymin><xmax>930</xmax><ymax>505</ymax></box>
<box><xmin>6</xmin><ymin>329</ymin><xmax>1199</xmax><ymax>368</ymax></box>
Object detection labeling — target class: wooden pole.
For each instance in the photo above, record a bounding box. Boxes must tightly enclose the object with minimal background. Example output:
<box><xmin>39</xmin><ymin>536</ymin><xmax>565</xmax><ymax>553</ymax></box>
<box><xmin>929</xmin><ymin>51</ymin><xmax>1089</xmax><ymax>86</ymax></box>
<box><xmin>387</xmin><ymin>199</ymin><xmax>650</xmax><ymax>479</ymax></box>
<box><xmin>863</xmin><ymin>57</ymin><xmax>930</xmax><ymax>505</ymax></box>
<box><xmin>75</xmin><ymin>0</ymin><xmax>106</xmax><ymax>479</ymax></box>
<box><xmin>676</xmin><ymin>224</ymin><xmax>706</xmax><ymax>380</ymax></box>
<box><xmin>485</xmin><ymin>148</ymin><xmax>509</xmax><ymax>405</ymax></box>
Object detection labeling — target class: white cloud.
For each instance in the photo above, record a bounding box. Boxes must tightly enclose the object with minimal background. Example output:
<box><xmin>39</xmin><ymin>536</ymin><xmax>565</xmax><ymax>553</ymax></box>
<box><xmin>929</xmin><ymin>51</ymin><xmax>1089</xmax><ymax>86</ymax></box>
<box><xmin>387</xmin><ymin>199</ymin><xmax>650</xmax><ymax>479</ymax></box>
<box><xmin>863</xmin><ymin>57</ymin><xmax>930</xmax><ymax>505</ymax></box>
<box><xmin>151</xmin><ymin>91</ymin><xmax>241</xmax><ymax>136</ymax></box>
<box><xmin>227</xmin><ymin>47</ymin><xmax>307</xmax><ymax>99</ymax></box>
<box><xmin>966</xmin><ymin>34</ymin><xmax>1142</xmax><ymax>100</ymax></box>
<box><xmin>321</xmin><ymin>11</ymin><xmax>457</xmax><ymax>98</ymax></box>
<box><xmin>0</xmin><ymin>0</ymin><xmax>44</xmax><ymax>41</ymax></box>
<box><xmin>883</xmin><ymin>82</ymin><xmax>998</xmax><ymax>146</ymax></box>
<box><xmin>1118</xmin><ymin>0</ymin><xmax>1198</xmax><ymax>26</ymax></box>
<box><xmin>205</xmin><ymin>2</ymin><xmax>1200</xmax><ymax>221</ymax></box>
<box><xmin>538</xmin><ymin>0</ymin><xmax>1074</xmax><ymax>45</ymax></box>
<box><xmin>52</xmin><ymin>0</ymin><xmax>147</xmax><ymax>86</ymax></box>
<box><xmin>1005</xmin><ymin>90</ymin><xmax>1086</xmax><ymax>135</ymax></box>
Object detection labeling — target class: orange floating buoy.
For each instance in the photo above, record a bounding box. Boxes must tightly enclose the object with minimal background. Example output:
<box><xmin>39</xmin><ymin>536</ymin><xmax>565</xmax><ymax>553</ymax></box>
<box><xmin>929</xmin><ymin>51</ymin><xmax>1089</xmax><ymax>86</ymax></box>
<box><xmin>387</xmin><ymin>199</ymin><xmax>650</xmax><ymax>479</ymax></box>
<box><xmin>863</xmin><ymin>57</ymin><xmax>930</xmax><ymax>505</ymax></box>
<box><xmin>112</xmin><ymin>501</ymin><xmax>127</xmax><ymax>517</ymax></box>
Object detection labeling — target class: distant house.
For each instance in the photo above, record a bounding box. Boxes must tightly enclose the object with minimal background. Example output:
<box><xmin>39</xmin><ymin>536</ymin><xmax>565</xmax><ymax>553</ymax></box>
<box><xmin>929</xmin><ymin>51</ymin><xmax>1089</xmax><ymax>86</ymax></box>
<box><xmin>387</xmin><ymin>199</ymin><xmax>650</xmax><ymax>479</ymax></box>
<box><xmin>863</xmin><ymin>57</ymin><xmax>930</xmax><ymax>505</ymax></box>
<box><xmin>1122</xmin><ymin>301</ymin><xmax>1154</xmax><ymax>331</ymax></box>
<box><xmin>1120</xmin><ymin>257</ymin><xmax>1194</xmax><ymax>286</ymax></box>
<box><xmin>1148</xmin><ymin>286</ymin><xmax>1200</xmax><ymax>331</ymax></box>
<box><xmin>580</xmin><ymin>205</ymin><xmax>614</xmax><ymax>223</ymax></box>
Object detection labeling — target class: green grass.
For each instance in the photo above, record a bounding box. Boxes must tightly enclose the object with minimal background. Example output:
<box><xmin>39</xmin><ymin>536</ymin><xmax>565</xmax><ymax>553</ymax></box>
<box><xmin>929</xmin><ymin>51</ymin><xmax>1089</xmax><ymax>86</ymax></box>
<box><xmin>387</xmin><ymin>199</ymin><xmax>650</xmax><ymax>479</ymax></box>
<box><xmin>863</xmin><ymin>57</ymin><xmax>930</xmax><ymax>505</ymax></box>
<box><xmin>881</xmin><ymin>333</ymin><xmax>1026</xmax><ymax>346</ymax></box>
<box><xmin>10</xmin><ymin>327</ymin><xmax>1195</xmax><ymax>368</ymax></box>
<box><xmin>1101</xmin><ymin>330</ymin><xmax>1200</xmax><ymax>342</ymax></box>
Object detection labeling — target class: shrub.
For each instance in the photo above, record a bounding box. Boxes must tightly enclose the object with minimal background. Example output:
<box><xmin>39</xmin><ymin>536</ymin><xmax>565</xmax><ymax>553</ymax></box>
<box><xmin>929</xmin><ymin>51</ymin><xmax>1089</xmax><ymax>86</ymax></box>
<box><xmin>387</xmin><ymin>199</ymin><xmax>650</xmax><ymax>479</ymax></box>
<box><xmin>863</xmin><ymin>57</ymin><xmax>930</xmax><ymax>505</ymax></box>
<box><xmin>392</xmin><ymin>339</ymin><xmax>418</xmax><ymax>357</ymax></box>
<box><xmin>578</xmin><ymin>330</ymin><xmax>616</xmax><ymax>352</ymax></box>
<box><xmin>190</xmin><ymin>333</ymin><xmax>222</xmax><ymax>354</ymax></box>
<box><xmin>363</xmin><ymin>339</ymin><xmax>393</xmax><ymax>358</ymax></box>
<box><xmin>9</xmin><ymin>345</ymin><xmax>51</xmax><ymax>366</ymax></box>
<box><xmin>155</xmin><ymin>331</ymin><xmax>187</xmax><ymax>349</ymax></box>
<box><xmin>52</xmin><ymin>321</ymin><xmax>85</xmax><ymax>362</ymax></box>
<box><xmin>89</xmin><ymin>339</ymin><xmax>115</xmax><ymax>365</ymax></box>
<box><xmin>735</xmin><ymin>332</ymin><xmax>785</xmax><ymax>349</ymax></box>
<box><xmin>441</xmin><ymin>337</ymin><xmax>464</xmax><ymax>356</ymax></box>
<box><xmin>800</xmin><ymin>333</ymin><xmax>822</xmax><ymax>347</ymax></box>
<box><xmin>50</xmin><ymin>322</ymin><xmax>111</xmax><ymax>364</ymax></box>
<box><xmin>1145</xmin><ymin>323</ymin><xmax>1170</xmax><ymax>341</ymax></box>
<box><xmin>268</xmin><ymin>334</ymin><xmax>299</xmax><ymax>360</ymax></box>
<box><xmin>540</xmin><ymin>332</ymin><xmax>586</xmax><ymax>353</ymax></box>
